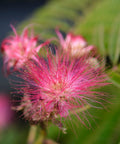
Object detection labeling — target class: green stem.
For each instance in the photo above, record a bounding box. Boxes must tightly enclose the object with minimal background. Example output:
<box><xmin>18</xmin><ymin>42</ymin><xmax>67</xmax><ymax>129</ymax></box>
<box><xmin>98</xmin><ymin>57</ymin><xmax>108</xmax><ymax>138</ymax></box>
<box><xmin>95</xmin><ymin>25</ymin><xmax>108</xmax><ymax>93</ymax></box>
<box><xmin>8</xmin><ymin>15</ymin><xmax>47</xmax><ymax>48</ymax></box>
<box><xmin>27</xmin><ymin>125</ymin><xmax>37</xmax><ymax>144</ymax></box>
<box><xmin>34</xmin><ymin>122</ymin><xmax>47</xmax><ymax>144</ymax></box>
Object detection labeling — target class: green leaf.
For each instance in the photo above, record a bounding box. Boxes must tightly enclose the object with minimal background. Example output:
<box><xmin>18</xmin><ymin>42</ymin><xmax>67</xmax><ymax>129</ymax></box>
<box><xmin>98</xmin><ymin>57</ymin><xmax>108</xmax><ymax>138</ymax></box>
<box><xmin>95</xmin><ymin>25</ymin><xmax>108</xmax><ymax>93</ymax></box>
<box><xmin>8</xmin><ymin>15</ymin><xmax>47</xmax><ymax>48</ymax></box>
<box><xmin>113</xmin><ymin>28</ymin><xmax>120</xmax><ymax>65</ymax></box>
<box><xmin>17</xmin><ymin>0</ymin><xmax>99</xmax><ymax>39</ymax></box>
<box><xmin>107</xmin><ymin>67</ymin><xmax>120</xmax><ymax>88</ymax></box>
<box><xmin>92</xmin><ymin>25</ymin><xmax>106</xmax><ymax>55</ymax></box>
<box><xmin>74</xmin><ymin>0</ymin><xmax>120</xmax><ymax>62</ymax></box>
<box><xmin>108</xmin><ymin>18</ymin><xmax>120</xmax><ymax>65</ymax></box>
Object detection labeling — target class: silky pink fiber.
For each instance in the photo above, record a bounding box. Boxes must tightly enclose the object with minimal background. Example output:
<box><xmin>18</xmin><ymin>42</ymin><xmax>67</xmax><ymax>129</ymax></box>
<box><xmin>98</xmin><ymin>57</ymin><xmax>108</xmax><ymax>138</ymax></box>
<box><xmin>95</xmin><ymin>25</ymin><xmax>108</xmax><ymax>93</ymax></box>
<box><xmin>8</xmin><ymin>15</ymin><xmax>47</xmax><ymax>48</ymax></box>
<box><xmin>15</xmin><ymin>51</ymin><xmax>109</xmax><ymax>127</ymax></box>
<box><xmin>1</xmin><ymin>25</ymin><xmax>46</xmax><ymax>73</ymax></box>
<box><xmin>56</xmin><ymin>29</ymin><xmax>95</xmax><ymax>58</ymax></box>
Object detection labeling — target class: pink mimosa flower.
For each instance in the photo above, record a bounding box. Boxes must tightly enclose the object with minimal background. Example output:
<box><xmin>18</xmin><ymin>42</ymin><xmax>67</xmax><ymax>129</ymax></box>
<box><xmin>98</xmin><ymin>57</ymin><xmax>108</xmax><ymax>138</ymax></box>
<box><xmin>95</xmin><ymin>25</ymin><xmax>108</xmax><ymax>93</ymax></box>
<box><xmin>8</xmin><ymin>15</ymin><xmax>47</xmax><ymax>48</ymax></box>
<box><xmin>1</xmin><ymin>25</ymin><xmax>48</xmax><ymax>73</ymax></box>
<box><xmin>0</xmin><ymin>94</ymin><xmax>12</xmax><ymax>130</ymax></box>
<box><xmin>56</xmin><ymin>29</ymin><xmax>95</xmax><ymax>58</ymax></box>
<box><xmin>15</xmin><ymin>51</ymin><xmax>109</xmax><ymax>128</ymax></box>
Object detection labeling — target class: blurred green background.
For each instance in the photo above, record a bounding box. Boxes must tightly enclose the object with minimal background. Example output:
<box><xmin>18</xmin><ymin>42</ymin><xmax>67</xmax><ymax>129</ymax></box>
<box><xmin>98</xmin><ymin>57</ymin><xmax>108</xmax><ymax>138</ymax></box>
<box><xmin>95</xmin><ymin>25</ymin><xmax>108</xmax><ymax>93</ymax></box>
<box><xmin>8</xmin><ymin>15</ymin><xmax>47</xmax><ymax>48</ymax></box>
<box><xmin>0</xmin><ymin>0</ymin><xmax>120</xmax><ymax>143</ymax></box>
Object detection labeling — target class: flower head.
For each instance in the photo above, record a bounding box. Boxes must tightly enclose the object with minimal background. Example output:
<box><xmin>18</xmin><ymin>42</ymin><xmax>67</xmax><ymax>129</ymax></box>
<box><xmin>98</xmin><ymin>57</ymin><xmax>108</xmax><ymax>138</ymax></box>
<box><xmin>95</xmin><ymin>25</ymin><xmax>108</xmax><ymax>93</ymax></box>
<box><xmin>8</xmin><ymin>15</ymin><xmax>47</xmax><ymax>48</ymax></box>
<box><xmin>56</xmin><ymin>29</ymin><xmax>95</xmax><ymax>58</ymax></box>
<box><xmin>1</xmin><ymin>25</ymin><xmax>47</xmax><ymax>73</ymax></box>
<box><xmin>15</xmin><ymin>50</ymin><xmax>108</xmax><ymax>127</ymax></box>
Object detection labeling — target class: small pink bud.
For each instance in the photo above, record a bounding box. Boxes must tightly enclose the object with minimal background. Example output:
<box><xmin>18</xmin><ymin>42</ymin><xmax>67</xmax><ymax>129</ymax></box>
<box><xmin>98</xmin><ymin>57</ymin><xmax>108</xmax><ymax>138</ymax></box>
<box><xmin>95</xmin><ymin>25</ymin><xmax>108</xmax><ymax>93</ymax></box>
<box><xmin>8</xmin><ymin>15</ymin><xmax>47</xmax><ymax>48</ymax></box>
<box><xmin>56</xmin><ymin>29</ymin><xmax>95</xmax><ymax>58</ymax></box>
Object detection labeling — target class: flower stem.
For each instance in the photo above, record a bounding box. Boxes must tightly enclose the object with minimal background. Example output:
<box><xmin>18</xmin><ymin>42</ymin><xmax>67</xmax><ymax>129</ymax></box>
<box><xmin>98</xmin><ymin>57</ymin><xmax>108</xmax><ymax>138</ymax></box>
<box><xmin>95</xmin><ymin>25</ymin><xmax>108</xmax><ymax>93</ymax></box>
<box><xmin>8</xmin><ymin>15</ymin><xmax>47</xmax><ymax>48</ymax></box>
<box><xmin>27</xmin><ymin>125</ymin><xmax>37</xmax><ymax>144</ymax></box>
<box><xmin>34</xmin><ymin>122</ymin><xmax>47</xmax><ymax>144</ymax></box>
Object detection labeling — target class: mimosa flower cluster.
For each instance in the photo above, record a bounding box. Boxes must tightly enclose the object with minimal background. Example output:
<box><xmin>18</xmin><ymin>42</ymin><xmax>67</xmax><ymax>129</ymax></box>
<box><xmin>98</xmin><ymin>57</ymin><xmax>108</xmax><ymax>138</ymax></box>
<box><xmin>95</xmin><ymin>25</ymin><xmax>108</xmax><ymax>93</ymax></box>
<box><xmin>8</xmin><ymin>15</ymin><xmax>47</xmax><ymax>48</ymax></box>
<box><xmin>1</xmin><ymin>26</ymin><xmax>109</xmax><ymax>129</ymax></box>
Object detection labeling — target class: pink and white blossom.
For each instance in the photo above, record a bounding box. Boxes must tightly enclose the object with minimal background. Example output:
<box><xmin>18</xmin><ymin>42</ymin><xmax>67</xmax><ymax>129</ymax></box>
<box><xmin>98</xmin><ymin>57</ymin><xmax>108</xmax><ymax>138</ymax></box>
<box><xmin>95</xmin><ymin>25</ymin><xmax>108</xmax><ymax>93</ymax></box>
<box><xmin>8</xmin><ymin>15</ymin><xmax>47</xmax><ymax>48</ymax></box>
<box><xmin>1</xmin><ymin>25</ymin><xmax>48</xmax><ymax>73</ymax></box>
<box><xmin>56</xmin><ymin>29</ymin><xmax>95</xmax><ymax>58</ymax></box>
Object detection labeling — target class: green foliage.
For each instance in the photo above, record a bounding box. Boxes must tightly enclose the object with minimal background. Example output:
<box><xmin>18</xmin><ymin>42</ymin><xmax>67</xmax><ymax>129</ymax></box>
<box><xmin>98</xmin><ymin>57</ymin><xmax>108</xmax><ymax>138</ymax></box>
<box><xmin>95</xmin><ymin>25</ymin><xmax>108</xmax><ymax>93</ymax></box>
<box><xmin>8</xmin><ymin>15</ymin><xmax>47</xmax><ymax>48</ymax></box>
<box><xmin>108</xmin><ymin>65</ymin><xmax>120</xmax><ymax>88</ymax></box>
<box><xmin>0</xmin><ymin>125</ymin><xmax>29</xmax><ymax>144</ymax></box>
<box><xmin>75</xmin><ymin>0</ymin><xmax>120</xmax><ymax>48</ymax></box>
<box><xmin>108</xmin><ymin>21</ymin><xmax>120</xmax><ymax>65</ymax></box>
<box><xmin>18</xmin><ymin>0</ymin><xmax>99</xmax><ymax>39</ymax></box>
<box><xmin>74</xmin><ymin>0</ymin><xmax>120</xmax><ymax>87</ymax></box>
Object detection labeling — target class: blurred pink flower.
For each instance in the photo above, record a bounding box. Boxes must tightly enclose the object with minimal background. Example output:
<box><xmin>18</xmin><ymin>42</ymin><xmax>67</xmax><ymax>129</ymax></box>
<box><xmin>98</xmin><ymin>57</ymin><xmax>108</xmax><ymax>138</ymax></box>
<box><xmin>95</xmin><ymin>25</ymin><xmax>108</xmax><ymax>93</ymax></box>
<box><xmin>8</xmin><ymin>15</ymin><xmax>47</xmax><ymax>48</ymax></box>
<box><xmin>15</xmin><ymin>51</ymin><xmax>108</xmax><ymax>127</ymax></box>
<box><xmin>56</xmin><ymin>29</ymin><xmax>95</xmax><ymax>58</ymax></box>
<box><xmin>0</xmin><ymin>94</ymin><xmax>12</xmax><ymax>130</ymax></box>
<box><xmin>1</xmin><ymin>25</ymin><xmax>48</xmax><ymax>73</ymax></box>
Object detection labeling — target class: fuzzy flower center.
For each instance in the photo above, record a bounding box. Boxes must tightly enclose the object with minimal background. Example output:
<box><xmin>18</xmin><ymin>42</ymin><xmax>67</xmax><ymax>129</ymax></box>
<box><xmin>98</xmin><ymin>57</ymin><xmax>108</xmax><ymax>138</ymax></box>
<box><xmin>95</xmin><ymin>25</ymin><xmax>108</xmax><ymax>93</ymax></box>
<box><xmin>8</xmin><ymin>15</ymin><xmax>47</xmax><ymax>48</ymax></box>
<box><xmin>50</xmin><ymin>81</ymin><xmax>69</xmax><ymax>101</ymax></box>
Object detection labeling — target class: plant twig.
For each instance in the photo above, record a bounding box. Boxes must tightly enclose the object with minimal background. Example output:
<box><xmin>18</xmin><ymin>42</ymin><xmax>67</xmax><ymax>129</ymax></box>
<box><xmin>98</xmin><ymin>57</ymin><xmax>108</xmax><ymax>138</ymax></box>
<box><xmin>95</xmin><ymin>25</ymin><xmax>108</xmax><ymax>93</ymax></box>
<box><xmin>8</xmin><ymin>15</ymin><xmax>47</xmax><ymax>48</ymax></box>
<box><xmin>27</xmin><ymin>125</ymin><xmax>37</xmax><ymax>144</ymax></box>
